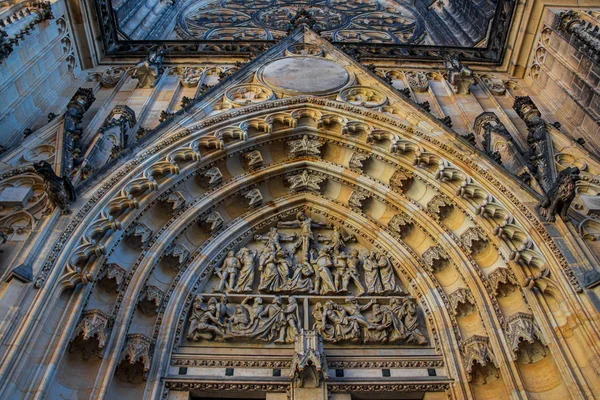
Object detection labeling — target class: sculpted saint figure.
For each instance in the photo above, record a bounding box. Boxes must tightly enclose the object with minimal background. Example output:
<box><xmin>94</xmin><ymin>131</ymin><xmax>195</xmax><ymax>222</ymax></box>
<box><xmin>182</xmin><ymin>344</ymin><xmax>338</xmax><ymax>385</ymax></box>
<box><xmin>332</xmin><ymin>252</ymin><xmax>348</xmax><ymax>292</ymax></box>
<box><xmin>275</xmin><ymin>296</ymin><xmax>301</xmax><ymax>344</ymax></box>
<box><xmin>255</xmin><ymin>227</ymin><xmax>295</xmax><ymax>253</ymax></box>
<box><xmin>401</xmin><ymin>298</ymin><xmax>427</xmax><ymax>345</ymax></box>
<box><xmin>215</xmin><ymin>251</ymin><xmax>241</xmax><ymax>292</ymax></box>
<box><xmin>235</xmin><ymin>248</ymin><xmax>257</xmax><ymax>293</ymax></box>
<box><xmin>364</xmin><ymin>303</ymin><xmax>391</xmax><ymax>343</ymax></box>
<box><xmin>286</xmin><ymin>261</ymin><xmax>315</xmax><ymax>293</ymax></box>
<box><xmin>310</xmin><ymin>248</ymin><xmax>336</xmax><ymax>295</ymax></box>
<box><xmin>258</xmin><ymin>248</ymin><xmax>282</xmax><ymax>293</ymax></box>
<box><xmin>341</xmin><ymin>297</ymin><xmax>376</xmax><ymax>342</ymax></box>
<box><xmin>387</xmin><ymin>298</ymin><xmax>407</xmax><ymax>342</ymax></box>
<box><xmin>318</xmin><ymin>226</ymin><xmax>355</xmax><ymax>255</ymax></box>
<box><xmin>378</xmin><ymin>253</ymin><xmax>401</xmax><ymax>293</ymax></box>
<box><xmin>363</xmin><ymin>251</ymin><xmax>383</xmax><ymax>294</ymax></box>
<box><xmin>344</xmin><ymin>250</ymin><xmax>366</xmax><ymax>296</ymax></box>
<box><xmin>187</xmin><ymin>296</ymin><xmax>226</xmax><ymax>341</ymax></box>
<box><xmin>278</xmin><ymin>212</ymin><xmax>329</xmax><ymax>259</ymax></box>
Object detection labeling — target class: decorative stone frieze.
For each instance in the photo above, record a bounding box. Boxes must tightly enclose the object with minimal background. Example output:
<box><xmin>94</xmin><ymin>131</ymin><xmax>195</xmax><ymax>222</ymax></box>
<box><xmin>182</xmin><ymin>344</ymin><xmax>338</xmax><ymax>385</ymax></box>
<box><xmin>100</xmin><ymin>67</ymin><xmax>126</xmax><ymax>88</ymax></box>
<box><xmin>422</xmin><ymin>245</ymin><xmax>449</xmax><ymax>273</ymax></box>
<box><xmin>70</xmin><ymin>309</ymin><xmax>112</xmax><ymax>360</ymax></box>
<box><xmin>97</xmin><ymin>263</ymin><xmax>126</xmax><ymax>292</ymax></box>
<box><xmin>405</xmin><ymin>71</ymin><xmax>429</xmax><ymax>92</ymax></box>
<box><xmin>449</xmin><ymin>288</ymin><xmax>476</xmax><ymax>316</ymax></box>
<box><xmin>388</xmin><ymin>214</ymin><xmax>413</xmax><ymax>239</ymax></box>
<box><xmin>116</xmin><ymin>334</ymin><xmax>153</xmax><ymax>382</ymax></box>
<box><xmin>138</xmin><ymin>285</ymin><xmax>164</xmax><ymax>315</ymax></box>
<box><xmin>288</xmin><ymin>135</ymin><xmax>323</xmax><ymax>158</ymax></box>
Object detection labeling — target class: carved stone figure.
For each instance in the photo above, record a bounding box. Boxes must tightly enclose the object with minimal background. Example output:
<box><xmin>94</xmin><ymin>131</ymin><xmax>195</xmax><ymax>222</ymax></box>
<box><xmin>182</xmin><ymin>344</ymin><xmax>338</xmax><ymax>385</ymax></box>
<box><xmin>234</xmin><ymin>248</ymin><xmax>257</xmax><ymax>293</ymax></box>
<box><xmin>133</xmin><ymin>46</ymin><xmax>166</xmax><ymax>88</ymax></box>
<box><xmin>401</xmin><ymin>298</ymin><xmax>427</xmax><ymax>344</ymax></box>
<box><xmin>362</xmin><ymin>251</ymin><xmax>382</xmax><ymax>295</ymax></box>
<box><xmin>444</xmin><ymin>54</ymin><xmax>475</xmax><ymax>94</ymax></box>
<box><xmin>310</xmin><ymin>248</ymin><xmax>337</xmax><ymax>295</ymax></box>
<box><xmin>187</xmin><ymin>296</ymin><xmax>226</xmax><ymax>341</ymax></box>
<box><xmin>215</xmin><ymin>251</ymin><xmax>242</xmax><ymax>292</ymax></box>
<box><xmin>258</xmin><ymin>249</ymin><xmax>284</xmax><ymax>293</ymax></box>
<box><xmin>378</xmin><ymin>253</ymin><xmax>401</xmax><ymax>293</ymax></box>
<box><xmin>317</xmin><ymin>225</ymin><xmax>354</xmax><ymax>255</ymax></box>
<box><xmin>255</xmin><ymin>227</ymin><xmax>295</xmax><ymax>253</ymax></box>
<box><xmin>344</xmin><ymin>249</ymin><xmax>366</xmax><ymax>295</ymax></box>
<box><xmin>285</xmin><ymin>261</ymin><xmax>315</xmax><ymax>293</ymax></box>
<box><xmin>279</xmin><ymin>211</ymin><xmax>329</xmax><ymax>259</ymax></box>
<box><xmin>33</xmin><ymin>160</ymin><xmax>76</xmax><ymax>214</ymax></box>
<box><xmin>538</xmin><ymin>167</ymin><xmax>580</xmax><ymax>222</ymax></box>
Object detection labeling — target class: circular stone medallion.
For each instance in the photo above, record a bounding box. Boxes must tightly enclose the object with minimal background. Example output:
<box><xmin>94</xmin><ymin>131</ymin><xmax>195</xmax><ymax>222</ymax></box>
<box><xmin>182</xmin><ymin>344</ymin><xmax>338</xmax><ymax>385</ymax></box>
<box><xmin>260</xmin><ymin>56</ymin><xmax>350</xmax><ymax>95</ymax></box>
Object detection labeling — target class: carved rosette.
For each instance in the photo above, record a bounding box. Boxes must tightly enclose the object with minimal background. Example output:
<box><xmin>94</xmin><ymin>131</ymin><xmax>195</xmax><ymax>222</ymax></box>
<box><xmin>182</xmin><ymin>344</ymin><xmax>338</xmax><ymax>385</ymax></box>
<box><xmin>70</xmin><ymin>309</ymin><xmax>112</xmax><ymax>360</ymax></box>
<box><xmin>460</xmin><ymin>335</ymin><xmax>499</xmax><ymax>382</ymax></box>
<box><xmin>388</xmin><ymin>214</ymin><xmax>413</xmax><ymax>239</ymax></box>
<box><xmin>138</xmin><ymin>285</ymin><xmax>164</xmax><ymax>315</ymax></box>
<box><xmin>117</xmin><ymin>333</ymin><xmax>154</xmax><ymax>382</ymax></box>
<box><xmin>422</xmin><ymin>245</ymin><xmax>449</xmax><ymax>273</ymax></box>
<box><xmin>448</xmin><ymin>288</ymin><xmax>476</xmax><ymax>316</ymax></box>
<box><xmin>461</xmin><ymin>227</ymin><xmax>488</xmax><ymax>255</ymax></box>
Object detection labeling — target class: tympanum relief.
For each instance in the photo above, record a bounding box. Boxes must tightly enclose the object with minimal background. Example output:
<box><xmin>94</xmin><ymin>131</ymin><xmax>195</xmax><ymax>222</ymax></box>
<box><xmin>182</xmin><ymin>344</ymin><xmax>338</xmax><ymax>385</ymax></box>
<box><xmin>186</xmin><ymin>213</ymin><xmax>427</xmax><ymax>346</ymax></box>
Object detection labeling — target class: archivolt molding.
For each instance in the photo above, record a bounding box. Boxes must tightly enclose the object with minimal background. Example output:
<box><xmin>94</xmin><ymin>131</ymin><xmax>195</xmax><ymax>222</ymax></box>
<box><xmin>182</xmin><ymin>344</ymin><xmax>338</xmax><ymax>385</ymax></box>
<box><xmin>15</xmin><ymin>98</ymin><xmax>598</xmax><ymax>399</ymax></box>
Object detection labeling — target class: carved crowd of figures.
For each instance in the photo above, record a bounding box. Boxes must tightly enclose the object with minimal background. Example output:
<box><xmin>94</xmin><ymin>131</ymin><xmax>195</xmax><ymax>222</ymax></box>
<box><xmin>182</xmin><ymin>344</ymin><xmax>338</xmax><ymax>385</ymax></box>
<box><xmin>313</xmin><ymin>297</ymin><xmax>427</xmax><ymax>345</ymax></box>
<box><xmin>187</xmin><ymin>295</ymin><xmax>300</xmax><ymax>344</ymax></box>
<box><xmin>213</xmin><ymin>218</ymin><xmax>403</xmax><ymax>296</ymax></box>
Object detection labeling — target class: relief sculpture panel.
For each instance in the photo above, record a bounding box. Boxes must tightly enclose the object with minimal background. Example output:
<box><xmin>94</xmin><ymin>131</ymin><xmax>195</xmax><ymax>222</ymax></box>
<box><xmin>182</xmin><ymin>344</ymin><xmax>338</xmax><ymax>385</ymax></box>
<box><xmin>186</xmin><ymin>212</ymin><xmax>427</xmax><ymax>346</ymax></box>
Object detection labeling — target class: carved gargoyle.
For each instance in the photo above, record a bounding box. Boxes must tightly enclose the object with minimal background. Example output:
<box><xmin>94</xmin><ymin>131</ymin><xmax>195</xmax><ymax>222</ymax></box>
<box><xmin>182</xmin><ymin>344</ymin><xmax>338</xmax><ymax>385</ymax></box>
<box><xmin>538</xmin><ymin>166</ymin><xmax>580</xmax><ymax>222</ymax></box>
<box><xmin>444</xmin><ymin>54</ymin><xmax>475</xmax><ymax>94</ymax></box>
<box><xmin>33</xmin><ymin>160</ymin><xmax>76</xmax><ymax>214</ymax></box>
<box><xmin>133</xmin><ymin>46</ymin><xmax>166</xmax><ymax>88</ymax></box>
